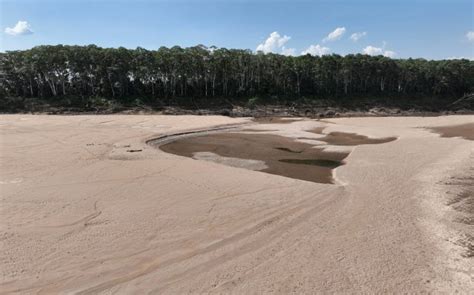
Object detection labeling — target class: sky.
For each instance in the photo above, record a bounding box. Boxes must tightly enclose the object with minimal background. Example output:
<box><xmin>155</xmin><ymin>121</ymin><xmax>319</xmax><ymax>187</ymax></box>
<box><xmin>1</xmin><ymin>0</ymin><xmax>473</xmax><ymax>60</ymax></box>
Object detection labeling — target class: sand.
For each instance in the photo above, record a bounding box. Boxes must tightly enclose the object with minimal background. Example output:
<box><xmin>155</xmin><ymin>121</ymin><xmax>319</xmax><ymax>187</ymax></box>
<box><xmin>0</xmin><ymin>114</ymin><xmax>473</xmax><ymax>293</ymax></box>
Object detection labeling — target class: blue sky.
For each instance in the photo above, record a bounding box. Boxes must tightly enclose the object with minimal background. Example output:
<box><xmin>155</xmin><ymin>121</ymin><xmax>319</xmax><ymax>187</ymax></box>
<box><xmin>1</xmin><ymin>0</ymin><xmax>473</xmax><ymax>59</ymax></box>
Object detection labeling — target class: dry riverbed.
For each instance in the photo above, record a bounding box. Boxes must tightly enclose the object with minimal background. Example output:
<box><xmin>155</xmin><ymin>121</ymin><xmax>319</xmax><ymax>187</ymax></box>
<box><xmin>0</xmin><ymin>114</ymin><xmax>472</xmax><ymax>293</ymax></box>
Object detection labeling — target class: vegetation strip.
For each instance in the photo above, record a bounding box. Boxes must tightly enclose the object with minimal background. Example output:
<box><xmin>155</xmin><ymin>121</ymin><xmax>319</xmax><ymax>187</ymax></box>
<box><xmin>1</xmin><ymin>45</ymin><xmax>472</xmax><ymax>113</ymax></box>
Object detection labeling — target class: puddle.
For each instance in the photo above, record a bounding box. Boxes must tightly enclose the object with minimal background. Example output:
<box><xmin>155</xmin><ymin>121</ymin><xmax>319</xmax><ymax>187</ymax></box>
<box><xmin>159</xmin><ymin>122</ymin><xmax>397</xmax><ymax>184</ymax></box>
<box><xmin>160</xmin><ymin>133</ymin><xmax>348</xmax><ymax>184</ymax></box>
<box><xmin>430</xmin><ymin>123</ymin><xmax>474</xmax><ymax>141</ymax></box>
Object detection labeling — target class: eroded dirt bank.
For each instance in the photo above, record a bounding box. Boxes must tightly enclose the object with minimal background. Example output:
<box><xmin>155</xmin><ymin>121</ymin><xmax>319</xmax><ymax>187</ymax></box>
<box><xmin>0</xmin><ymin>115</ymin><xmax>472</xmax><ymax>293</ymax></box>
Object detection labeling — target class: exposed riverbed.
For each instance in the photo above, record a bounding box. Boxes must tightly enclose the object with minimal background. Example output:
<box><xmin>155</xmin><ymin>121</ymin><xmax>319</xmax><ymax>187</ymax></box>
<box><xmin>1</xmin><ymin>115</ymin><xmax>472</xmax><ymax>294</ymax></box>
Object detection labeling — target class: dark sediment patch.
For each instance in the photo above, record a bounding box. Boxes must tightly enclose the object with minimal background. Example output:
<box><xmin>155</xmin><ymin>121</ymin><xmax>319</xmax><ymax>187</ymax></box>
<box><xmin>444</xmin><ymin>170</ymin><xmax>474</xmax><ymax>258</ymax></box>
<box><xmin>275</xmin><ymin>147</ymin><xmax>303</xmax><ymax>153</ymax></box>
<box><xmin>309</xmin><ymin>128</ymin><xmax>397</xmax><ymax>146</ymax></box>
<box><xmin>127</xmin><ymin>149</ymin><xmax>142</xmax><ymax>153</ymax></box>
<box><xmin>252</xmin><ymin>117</ymin><xmax>302</xmax><ymax>124</ymax></box>
<box><xmin>160</xmin><ymin>133</ymin><xmax>349</xmax><ymax>184</ymax></box>
<box><xmin>279</xmin><ymin>159</ymin><xmax>343</xmax><ymax>168</ymax></box>
<box><xmin>446</xmin><ymin>190</ymin><xmax>473</xmax><ymax>211</ymax></box>
<box><xmin>430</xmin><ymin>123</ymin><xmax>474</xmax><ymax>141</ymax></box>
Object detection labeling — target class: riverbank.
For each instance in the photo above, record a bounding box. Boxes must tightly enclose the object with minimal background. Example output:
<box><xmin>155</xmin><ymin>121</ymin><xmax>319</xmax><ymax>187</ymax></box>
<box><xmin>2</xmin><ymin>95</ymin><xmax>473</xmax><ymax>118</ymax></box>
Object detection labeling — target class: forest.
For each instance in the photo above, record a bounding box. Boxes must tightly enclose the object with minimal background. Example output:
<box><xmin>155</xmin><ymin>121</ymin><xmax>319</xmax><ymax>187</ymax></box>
<box><xmin>1</xmin><ymin>45</ymin><xmax>473</xmax><ymax>111</ymax></box>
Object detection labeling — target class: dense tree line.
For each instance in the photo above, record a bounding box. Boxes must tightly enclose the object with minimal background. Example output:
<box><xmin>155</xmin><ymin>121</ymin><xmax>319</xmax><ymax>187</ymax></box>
<box><xmin>1</xmin><ymin>45</ymin><xmax>473</xmax><ymax>104</ymax></box>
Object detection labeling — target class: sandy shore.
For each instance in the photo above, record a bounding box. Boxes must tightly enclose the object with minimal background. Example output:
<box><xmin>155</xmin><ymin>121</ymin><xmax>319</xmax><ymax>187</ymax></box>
<box><xmin>0</xmin><ymin>114</ymin><xmax>472</xmax><ymax>293</ymax></box>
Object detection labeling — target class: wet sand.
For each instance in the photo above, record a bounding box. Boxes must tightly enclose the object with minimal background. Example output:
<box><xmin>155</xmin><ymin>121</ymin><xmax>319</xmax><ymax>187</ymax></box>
<box><xmin>309</xmin><ymin>127</ymin><xmax>397</xmax><ymax>145</ymax></box>
<box><xmin>1</xmin><ymin>115</ymin><xmax>473</xmax><ymax>294</ymax></box>
<box><xmin>430</xmin><ymin>123</ymin><xmax>474</xmax><ymax>140</ymax></box>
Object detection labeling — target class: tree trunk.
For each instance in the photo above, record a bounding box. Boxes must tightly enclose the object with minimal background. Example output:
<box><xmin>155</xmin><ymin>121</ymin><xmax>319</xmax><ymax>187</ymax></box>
<box><xmin>108</xmin><ymin>75</ymin><xmax>115</xmax><ymax>97</ymax></box>
<box><xmin>29</xmin><ymin>78</ymin><xmax>34</xmax><ymax>97</ymax></box>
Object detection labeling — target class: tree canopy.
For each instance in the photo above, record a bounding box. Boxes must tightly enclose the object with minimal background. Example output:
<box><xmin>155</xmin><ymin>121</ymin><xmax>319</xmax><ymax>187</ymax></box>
<box><xmin>1</xmin><ymin>45</ymin><xmax>473</xmax><ymax>104</ymax></box>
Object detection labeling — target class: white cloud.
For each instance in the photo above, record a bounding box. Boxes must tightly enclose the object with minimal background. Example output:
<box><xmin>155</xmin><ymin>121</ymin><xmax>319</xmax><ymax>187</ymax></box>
<box><xmin>281</xmin><ymin>46</ymin><xmax>296</xmax><ymax>56</ymax></box>
<box><xmin>466</xmin><ymin>31</ymin><xmax>474</xmax><ymax>42</ymax></box>
<box><xmin>383</xmin><ymin>50</ymin><xmax>396</xmax><ymax>58</ymax></box>
<box><xmin>323</xmin><ymin>27</ymin><xmax>346</xmax><ymax>42</ymax></box>
<box><xmin>363</xmin><ymin>45</ymin><xmax>396</xmax><ymax>58</ymax></box>
<box><xmin>301</xmin><ymin>44</ymin><xmax>331</xmax><ymax>56</ymax></box>
<box><xmin>363</xmin><ymin>45</ymin><xmax>383</xmax><ymax>55</ymax></box>
<box><xmin>350</xmin><ymin>32</ymin><xmax>367</xmax><ymax>42</ymax></box>
<box><xmin>256</xmin><ymin>31</ymin><xmax>291</xmax><ymax>53</ymax></box>
<box><xmin>5</xmin><ymin>20</ymin><xmax>33</xmax><ymax>36</ymax></box>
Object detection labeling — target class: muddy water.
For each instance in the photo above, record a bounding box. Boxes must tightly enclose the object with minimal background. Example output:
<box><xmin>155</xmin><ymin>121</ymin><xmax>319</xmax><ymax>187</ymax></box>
<box><xmin>160</xmin><ymin>126</ymin><xmax>397</xmax><ymax>184</ymax></box>
<box><xmin>161</xmin><ymin>133</ymin><xmax>347</xmax><ymax>184</ymax></box>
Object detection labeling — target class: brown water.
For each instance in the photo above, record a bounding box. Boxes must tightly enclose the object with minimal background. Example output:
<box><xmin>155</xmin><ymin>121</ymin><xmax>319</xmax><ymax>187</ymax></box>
<box><xmin>159</xmin><ymin>124</ymin><xmax>397</xmax><ymax>184</ymax></box>
<box><xmin>161</xmin><ymin>133</ymin><xmax>347</xmax><ymax>184</ymax></box>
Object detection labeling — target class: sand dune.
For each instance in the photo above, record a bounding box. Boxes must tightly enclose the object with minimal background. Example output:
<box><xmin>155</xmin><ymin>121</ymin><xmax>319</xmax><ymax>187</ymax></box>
<box><xmin>0</xmin><ymin>114</ymin><xmax>472</xmax><ymax>293</ymax></box>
